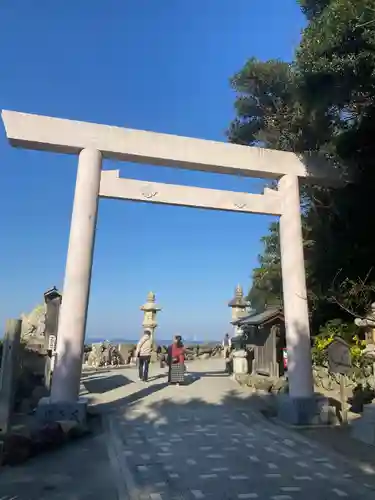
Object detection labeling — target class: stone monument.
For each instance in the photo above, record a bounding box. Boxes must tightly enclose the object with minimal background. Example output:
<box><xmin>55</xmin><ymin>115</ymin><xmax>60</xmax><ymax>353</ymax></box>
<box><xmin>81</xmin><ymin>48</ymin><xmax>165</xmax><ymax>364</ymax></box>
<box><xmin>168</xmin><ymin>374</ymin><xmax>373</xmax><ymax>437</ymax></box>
<box><xmin>140</xmin><ymin>292</ymin><xmax>162</xmax><ymax>347</ymax></box>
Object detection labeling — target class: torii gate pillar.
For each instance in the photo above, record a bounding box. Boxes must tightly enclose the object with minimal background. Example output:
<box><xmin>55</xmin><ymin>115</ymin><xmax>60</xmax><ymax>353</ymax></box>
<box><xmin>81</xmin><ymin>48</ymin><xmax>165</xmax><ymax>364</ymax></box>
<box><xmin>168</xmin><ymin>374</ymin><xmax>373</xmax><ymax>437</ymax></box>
<box><xmin>37</xmin><ymin>148</ymin><xmax>102</xmax><ymax>422</ymax></box>
<box><xmin>278</xmin><ymin>175</ymin><xmax>314</xmax><ymax>403</ymax></box>
<box><xmin>50</xmin><ymin>148</ymin><xmax>102</xmax><ymax>404</ymax></box>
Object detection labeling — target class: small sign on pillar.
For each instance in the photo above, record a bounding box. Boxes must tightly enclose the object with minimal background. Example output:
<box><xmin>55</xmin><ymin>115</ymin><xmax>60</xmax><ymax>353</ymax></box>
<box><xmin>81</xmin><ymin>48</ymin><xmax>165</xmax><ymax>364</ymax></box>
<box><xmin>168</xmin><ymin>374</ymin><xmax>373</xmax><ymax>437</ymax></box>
<box><xmin>48</xmin><ymin>335</ymin><xmax>57</xmax><ymax>351</ymax></box>
<box><xmin>43</xmin><ymin>286</ymin><xmax>62</xmax><ymax>390</ymax></box>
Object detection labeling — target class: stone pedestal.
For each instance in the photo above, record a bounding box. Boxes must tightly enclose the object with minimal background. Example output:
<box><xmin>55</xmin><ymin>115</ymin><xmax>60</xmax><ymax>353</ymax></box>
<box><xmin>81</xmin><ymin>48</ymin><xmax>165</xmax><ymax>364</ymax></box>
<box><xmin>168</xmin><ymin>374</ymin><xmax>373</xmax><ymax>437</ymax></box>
<box><xmin>351</xmin><ymin>403</ymin><xmax>375</xmax><ymax>445</ymax></box>
<box><xmin>232</xmin><ymin>350</ymin><xmax>248</xmax><ymax>375</ymax></box>
<box><xmin>36</xmin><ymin>397</ymin><xmax>88</xmax><ymax>424</ymax></box>
<box><xmin>277</xmin><ymin>393</ymin><xmax>332</xmax><ymax>426</ymax></box>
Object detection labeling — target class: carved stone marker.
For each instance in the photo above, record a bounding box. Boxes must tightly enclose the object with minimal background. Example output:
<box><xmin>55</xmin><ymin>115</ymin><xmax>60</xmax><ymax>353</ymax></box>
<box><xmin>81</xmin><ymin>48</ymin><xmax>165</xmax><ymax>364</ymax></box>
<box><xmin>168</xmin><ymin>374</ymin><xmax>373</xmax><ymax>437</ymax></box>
<box><xmin>327</xmin><ymin>337</ymin><xmax>352</xmax><ymax>375</ymax></box>
<box><xmin>327</xmin><ymin>337</ymin><xmax>352</xmax><ymax>423</ymax></box>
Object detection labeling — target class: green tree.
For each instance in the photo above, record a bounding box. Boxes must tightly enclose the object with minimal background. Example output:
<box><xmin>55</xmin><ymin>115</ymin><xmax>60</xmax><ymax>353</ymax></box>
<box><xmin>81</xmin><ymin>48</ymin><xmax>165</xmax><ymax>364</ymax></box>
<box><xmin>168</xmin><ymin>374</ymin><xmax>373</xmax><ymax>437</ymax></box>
<box><xmin>227</xmin><ymin>57</ymin><xmax>332</xmax><ymax>314</ymax></box>
<box><xmin>227</xmin><ymin>60</ymin><xmax>294</xmax><ymax>312</ymax></box>
<box><xmin>298</xmin><ymin>0</ymin><xmax>331</xmax><ymax>20</ymax></box>
<box><xmin>297</xmin><ymin>0</ymin><xmax>375</xmax><ymax>322</ymax></box>
<box><xmin>228</xmin><ymin>57</ymin><xmax>334</xmax><ymax>153</ymax></box>
<box><xmin>229</xmin><ymin>0</ymin><xmax>375</xmax><ymax>325</ymax></box>
<box><xmin>248</xmin><ymin>222</ymin><xmax>282</xmax><ymax>312</ymax></box>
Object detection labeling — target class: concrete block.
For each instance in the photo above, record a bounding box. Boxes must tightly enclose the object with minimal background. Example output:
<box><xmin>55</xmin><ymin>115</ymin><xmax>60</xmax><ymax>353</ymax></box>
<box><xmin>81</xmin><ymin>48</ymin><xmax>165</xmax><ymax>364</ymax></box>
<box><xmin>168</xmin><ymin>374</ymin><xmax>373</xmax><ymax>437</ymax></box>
<box><xmin>362</xmin><ymin>403</ymin><xmax>375</xmax><ymax>420</ymax></box>
<box><xmin>351</xmin><ymin>403</ymin><xmax>375</xmax><ymax>445</ymax></box>
<box><xmin>352</xmin><ymin>420</ymin><xmax>375</xmax><ymax>445</ymax></box>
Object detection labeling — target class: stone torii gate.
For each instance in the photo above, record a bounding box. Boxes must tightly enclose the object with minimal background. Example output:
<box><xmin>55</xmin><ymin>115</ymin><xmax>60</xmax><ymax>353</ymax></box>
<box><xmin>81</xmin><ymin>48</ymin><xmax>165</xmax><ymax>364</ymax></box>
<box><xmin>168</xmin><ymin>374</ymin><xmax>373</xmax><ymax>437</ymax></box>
<box><xmin>1</xmin><ymin>110</ymin><xmax>340</xmax><ymax>423</ymax></box>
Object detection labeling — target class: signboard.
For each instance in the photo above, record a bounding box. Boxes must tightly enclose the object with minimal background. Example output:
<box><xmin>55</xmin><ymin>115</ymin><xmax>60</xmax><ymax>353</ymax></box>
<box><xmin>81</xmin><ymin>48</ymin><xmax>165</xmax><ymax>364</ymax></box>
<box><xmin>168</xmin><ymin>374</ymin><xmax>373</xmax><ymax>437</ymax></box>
<box><xmin>44</xmin><ymin>297</ymin><xmax>61</xmax><ymax>337</ymax></box>
<box><xmin>327</xmin><ymin>337</ymin><xmax>352</xmax><ymax>374</ymax></box>
<box><xmin>48</xmin><ymin>335</ymin><xmax>57</xmax><ymax>351</ymax></box>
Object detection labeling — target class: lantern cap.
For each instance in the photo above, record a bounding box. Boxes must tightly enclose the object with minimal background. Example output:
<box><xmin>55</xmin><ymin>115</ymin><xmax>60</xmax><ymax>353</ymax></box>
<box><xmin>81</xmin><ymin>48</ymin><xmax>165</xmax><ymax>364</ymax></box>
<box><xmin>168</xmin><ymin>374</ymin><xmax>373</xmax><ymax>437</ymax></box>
<box><xmin>228</xmin><ymin>284</ymin><xmax>247</xmax><ymax>308</ymax></box>
<box><xmin>140</xmin><ymin>291</ymin><xmax>162</xmax><ymax>312</ymax></box>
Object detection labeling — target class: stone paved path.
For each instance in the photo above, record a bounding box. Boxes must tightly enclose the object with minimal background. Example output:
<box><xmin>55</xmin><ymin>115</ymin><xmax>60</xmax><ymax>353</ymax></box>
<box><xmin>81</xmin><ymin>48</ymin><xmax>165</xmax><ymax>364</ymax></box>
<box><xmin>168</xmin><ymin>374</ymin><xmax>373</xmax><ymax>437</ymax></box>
<box><xmin>1</xmin><ymin>358</ymin><xmax>375</xmax><ymax>500</ymax></box>
<box><xmin>100</xmin><ymin>359</ymin><xmax>375</xmax><ymax>500</ymax></box>
<box><xmin>0</xmin><ymin>424</ymin><xmax>118</xmax><ymax>500</ymax></box>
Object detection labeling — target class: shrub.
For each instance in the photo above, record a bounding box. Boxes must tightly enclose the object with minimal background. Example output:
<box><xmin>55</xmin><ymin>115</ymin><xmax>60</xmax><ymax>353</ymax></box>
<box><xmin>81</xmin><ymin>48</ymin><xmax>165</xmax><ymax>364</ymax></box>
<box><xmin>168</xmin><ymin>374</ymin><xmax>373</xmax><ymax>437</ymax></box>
<box><xmin>312</xmin><ymin>319</ymin><xmax>366</xmax><ymax>368</ymax></box>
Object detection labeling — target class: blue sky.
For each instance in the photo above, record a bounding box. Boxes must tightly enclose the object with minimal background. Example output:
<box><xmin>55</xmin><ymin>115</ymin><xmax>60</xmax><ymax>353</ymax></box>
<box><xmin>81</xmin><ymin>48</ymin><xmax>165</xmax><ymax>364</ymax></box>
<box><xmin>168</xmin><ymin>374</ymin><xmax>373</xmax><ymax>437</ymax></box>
<box><xmin>0</xmin><ymin>1</ymin><xmax>304</xmax><ymax>341</ymax></box>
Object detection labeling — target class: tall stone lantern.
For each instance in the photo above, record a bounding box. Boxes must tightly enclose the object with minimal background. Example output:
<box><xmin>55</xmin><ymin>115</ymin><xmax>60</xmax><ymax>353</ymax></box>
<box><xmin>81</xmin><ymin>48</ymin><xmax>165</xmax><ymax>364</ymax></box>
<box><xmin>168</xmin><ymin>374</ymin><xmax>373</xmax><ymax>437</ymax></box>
<box><xmin>140</xmin><ymin>291</ymin><xmax>162</xmax><ymax>346</ymax></box>
<box><xmin>228</xmin><ymin>284</ymin><xmax>248</xmax><ymax>336</ymax></box>
<box><xmin>355</xmin><ymin>303</ymin><xmax>375</xmax><ymax>356</ymax></box>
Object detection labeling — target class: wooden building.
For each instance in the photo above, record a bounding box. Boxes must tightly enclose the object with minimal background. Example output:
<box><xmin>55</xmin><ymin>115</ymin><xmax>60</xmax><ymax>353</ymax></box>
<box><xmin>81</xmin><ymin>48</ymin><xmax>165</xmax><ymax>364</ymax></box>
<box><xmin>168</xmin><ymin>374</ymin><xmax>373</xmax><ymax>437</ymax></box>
<box><xmin>232</xmin><ymin>307</ymin><xmax>286</xmax><ymax>378</ymax></box>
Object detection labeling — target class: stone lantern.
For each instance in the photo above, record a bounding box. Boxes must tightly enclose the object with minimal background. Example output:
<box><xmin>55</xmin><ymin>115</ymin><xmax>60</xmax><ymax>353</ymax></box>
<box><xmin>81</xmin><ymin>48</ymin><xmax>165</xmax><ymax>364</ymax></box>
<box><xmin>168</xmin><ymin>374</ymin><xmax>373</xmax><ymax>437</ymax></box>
<box><xmin>355</xmin><ymin>303</ymin><xmax>375</xmax><ymax>357</ymax></box>
<box><xmin>228</xmin><ymin>284</ymin><xmax>248</xmax><ymax>336</ymax></box>
<box><xmin>140</xmin><ymin>291</ymin><xmax>162</xmax><ymax>346</ymax></box>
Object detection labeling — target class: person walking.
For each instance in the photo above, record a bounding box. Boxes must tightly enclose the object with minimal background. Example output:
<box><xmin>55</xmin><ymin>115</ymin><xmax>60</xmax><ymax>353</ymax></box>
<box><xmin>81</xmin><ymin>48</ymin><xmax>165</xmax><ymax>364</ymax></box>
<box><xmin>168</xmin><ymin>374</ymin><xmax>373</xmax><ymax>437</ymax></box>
<box><xmin>222</xmin><ymin>333</ymin><xmax>232</xmax><ymax>357</ymax></box>
<box><xmin>222</xmin><ymin>333</ymin><xmax>232</xmax><ymax>373</ymax></box>
<box><xmin>167</xmin><ymin>335</ymin><xmax>185</xmax><ymax>385</ymax></box>
<box><xmin>135</xmin><ymin>329</ymin><xmax>153</xmax><ymax>382</ymax></box>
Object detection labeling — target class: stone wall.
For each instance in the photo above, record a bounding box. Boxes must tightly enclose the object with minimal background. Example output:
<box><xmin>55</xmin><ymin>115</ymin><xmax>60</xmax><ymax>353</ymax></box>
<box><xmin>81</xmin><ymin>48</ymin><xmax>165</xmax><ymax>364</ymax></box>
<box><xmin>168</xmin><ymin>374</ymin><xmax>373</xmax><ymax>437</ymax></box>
<box><xmin>84</xmin><ymin>342</ymin><xmax>223</xmax><ymax>368</ymax></box>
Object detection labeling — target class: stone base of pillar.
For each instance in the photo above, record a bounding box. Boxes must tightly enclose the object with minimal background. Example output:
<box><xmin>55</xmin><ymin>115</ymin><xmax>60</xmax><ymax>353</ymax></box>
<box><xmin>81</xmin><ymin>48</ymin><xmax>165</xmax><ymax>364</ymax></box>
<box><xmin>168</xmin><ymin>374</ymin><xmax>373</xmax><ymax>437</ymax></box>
<box><xmin>277</xmin><ymin>394</ymin><xmax>333</xmax><ymax>426</ymax></box>
<box><xmin>232</xmin><ymin>350</ymin><xmax>248</xmax><ymax>375</ymax></box>
<box><xmin>36</xmin><ymin>397</ymin><xmax>88</xmax><ymax>424</ymax></box>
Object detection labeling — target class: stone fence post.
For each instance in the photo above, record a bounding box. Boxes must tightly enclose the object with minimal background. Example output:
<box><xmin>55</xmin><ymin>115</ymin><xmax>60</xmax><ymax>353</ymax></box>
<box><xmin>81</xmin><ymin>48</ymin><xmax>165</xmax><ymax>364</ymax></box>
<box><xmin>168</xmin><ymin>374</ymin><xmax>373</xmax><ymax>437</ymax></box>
<box><xmin>0</xmin><ymin>319</ymin><xmax>22</xmax><ymax>437</ymax></box>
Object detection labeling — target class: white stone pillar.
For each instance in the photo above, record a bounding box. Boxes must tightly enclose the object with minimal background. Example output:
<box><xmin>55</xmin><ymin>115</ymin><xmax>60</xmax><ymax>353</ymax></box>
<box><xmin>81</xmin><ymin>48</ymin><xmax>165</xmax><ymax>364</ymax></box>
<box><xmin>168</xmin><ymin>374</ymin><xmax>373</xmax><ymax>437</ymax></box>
<box><xmin>51</xmin><ymin>149</ymin><xmax>102</xmax><ymax>403</ymax></box>
<box><xmin>278</xmin><ymin>174</ymin><xmax>314</xmax><ymax>399</ymax></box>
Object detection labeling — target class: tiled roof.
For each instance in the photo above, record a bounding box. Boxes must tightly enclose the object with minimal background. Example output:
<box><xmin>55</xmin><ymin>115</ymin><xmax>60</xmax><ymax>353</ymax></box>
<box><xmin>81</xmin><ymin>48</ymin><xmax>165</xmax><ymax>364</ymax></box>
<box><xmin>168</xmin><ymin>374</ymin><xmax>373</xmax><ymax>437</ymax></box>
<box><xmin>233</xmin><ymin>307</ymin><xmax>283</xmax><ymax>326</ymax></box>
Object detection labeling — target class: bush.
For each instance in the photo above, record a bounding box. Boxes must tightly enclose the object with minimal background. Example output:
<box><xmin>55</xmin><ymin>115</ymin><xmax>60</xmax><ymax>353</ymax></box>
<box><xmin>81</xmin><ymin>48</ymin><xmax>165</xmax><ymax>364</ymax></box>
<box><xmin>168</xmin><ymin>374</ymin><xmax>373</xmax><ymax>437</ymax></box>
<box><xmin>312</xmin><ymin>319</ymin><xmax>366</xmax><ymax>369</ymax></box>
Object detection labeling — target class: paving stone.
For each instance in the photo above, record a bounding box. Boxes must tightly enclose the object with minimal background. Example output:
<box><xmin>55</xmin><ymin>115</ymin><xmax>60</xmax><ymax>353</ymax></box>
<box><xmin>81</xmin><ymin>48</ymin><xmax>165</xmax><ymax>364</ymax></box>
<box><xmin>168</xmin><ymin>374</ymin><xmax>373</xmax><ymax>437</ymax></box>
<box><xmin>191</xmin><ymin>490</ymin><xmax>205</xmax><ymax>499</ymax></box>
<box><xmin>332</xmin><ymin>489</ymin><xmax>348</xmax><ymax>497</ymax></box>
<box><xmin>83</xmin><ymin>359</ymin><xmax>375</xmax><ymax>499</ymax></box>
